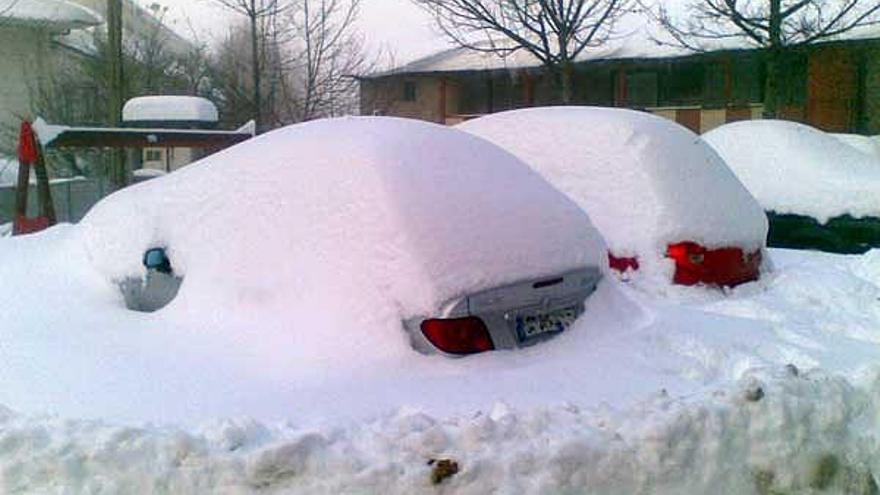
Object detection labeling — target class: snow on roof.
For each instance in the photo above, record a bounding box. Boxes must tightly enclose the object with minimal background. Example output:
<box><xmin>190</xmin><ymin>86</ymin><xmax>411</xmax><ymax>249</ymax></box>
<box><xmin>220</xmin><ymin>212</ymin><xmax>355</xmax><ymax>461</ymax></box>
<box><xmin>704</xmin><ymin>120</ymin><xmax>880</xmax><ymax>222</ymax></box>
<box><xmin>123</xmin><ymin>96</ymin><xmax>219</xmax><ymax>123</ymax></box>
<box><xmin>458</xmin><ymin>107</ymin><xmax>767</xmax><ymax>280</ymax></box>
<box><xmin>77</xmin><ymin>116</ymin><xmax>602</xmax><ymax>367</ymax></box>
<box><xmin>369</xmin><ymin>32</ymin><xmax>686</xmax><ymax>77</ymax></box>
<box><xmin>367</xmin><ymin>20</ymin><xmax>880</xmax><ymax>78</ymax></box>
<box><xmin>0</xmin><ymin>0</ymin><xmax>102</xmax><ymax>31</ymax></box>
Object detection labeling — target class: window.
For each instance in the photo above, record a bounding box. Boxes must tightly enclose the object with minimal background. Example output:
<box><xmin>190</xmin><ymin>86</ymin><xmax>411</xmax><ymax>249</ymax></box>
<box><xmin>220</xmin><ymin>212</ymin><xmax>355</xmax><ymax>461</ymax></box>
<box><xmin>626</xmin><ymin>71</ymin><xmax>659</xmax><ymax>108</ymax></box>
<box><xmin>145</xmin><ymin>149</ymin><xmax>163</xmax><ymax>162</ymax></box>
<box><xmin>703</xmin><ymin>61</ymin><xmax>727</xmax><ymax>107</ymax></box>
<box><xmin>731</xmin><ymin>56</ymin><xmax>763</xmax><ymax>104</ymax></box>
<box><xmin>403</xmin><ymin>81</ymin><xmax>417</xmax><ymax>102</ymax></box>
<box><xmin>661</xmin><ymin>62</ymin><xmax>704</xmax><ymax>105</ymax></box>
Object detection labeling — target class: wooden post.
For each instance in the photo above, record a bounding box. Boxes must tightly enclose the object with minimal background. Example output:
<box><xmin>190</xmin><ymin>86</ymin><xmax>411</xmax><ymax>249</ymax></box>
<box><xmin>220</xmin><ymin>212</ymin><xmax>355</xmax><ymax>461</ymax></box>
<box><xmin>615</xmin><ymin>67</ymin><xmax>628</xmax><ymax>107</ymax></box>
<box><xmin>107</xmin><ymin>0</ymin><xmax>127</xmax><ymax>188</ymax></box>
<box><xmin>33</xmin><ymin>148</ymin><xmax>56</xmax><ymax>224</ymax></box>
<box><xmin>439</xmin><ymin>78</ymin><xmax>447</xmax><ymax>124</ymax></box>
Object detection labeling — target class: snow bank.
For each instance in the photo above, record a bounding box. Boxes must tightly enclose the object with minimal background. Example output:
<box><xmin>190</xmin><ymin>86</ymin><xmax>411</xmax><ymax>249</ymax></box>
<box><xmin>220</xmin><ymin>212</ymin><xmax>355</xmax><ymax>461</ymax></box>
<box><xmin>123</xmin><ymin>96</ymin><xmax>219</xmax><ymax>123</ymax></box>
<box><xmin>832</xmin><ymin>133</ymin><xmax>880</xmax><ymax>159</ymax></box>
<box><xmin>458</xmin><ymin>107</ymin><xmax>768</xmax><ymax>281</ymax></box>
<box><xmin>704</xmin><ymin>120</ymin><xmax>880</xmax><ymax>222</ymax></box>
<box><xmin>0</xmin><ymin>366</ymin><xmax>876</xmax><ymax>494</ymax></box>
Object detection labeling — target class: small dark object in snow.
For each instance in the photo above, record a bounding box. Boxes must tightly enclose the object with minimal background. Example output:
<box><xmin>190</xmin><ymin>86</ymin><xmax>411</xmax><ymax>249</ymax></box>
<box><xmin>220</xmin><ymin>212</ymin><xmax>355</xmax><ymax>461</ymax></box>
<box><xmin>744</xmin><ymin>385</ymin><xmax>765</xmax><ymax>402</ymax></box>
<box><xmin>428</xmin><ymin>458</ymin><xmax>459</xmax><ymax>485</ymax></box>
<box><xmin>785</xmin><ymin>363</ymin><xmax>799</xmax><ymax>377</ymax></box>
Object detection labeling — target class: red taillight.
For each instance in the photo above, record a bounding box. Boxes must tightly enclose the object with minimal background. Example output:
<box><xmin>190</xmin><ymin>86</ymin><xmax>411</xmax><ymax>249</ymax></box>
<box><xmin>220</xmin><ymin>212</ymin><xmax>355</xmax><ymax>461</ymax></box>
<box><xmin>608</xmin><ymin>251</ymin><xmax>640</xmax><ymax>273</ymax></box>
<box><xmin>667</xmin><ymin>241</ymin><xmax>761</xmax><ymax>287</ymax></box>
<box><xmin>421</xmin><ymin>317</ymin><xmax>495</xmax><ymax>355</ymax></box>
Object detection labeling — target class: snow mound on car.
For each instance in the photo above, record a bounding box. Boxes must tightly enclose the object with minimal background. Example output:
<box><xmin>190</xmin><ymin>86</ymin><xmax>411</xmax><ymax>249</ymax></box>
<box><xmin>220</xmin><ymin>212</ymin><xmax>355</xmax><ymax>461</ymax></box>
<box><xmin>704</xmin><ymin>120</ymin><xmax>880</xmax><ymax>223</ymax></box>
<box><xmin>79</xmin><ymin>116</ymin><xmax>603</xmax><ymax>360</ymax></box>
<box><xmin>832</xmin><ymin>133</ymin><xmax>880</xmax><ymax>159</ymax></box>
<box><xmin>458</xmin><ymin>107</ymin><xmax>767</xmax><ymax>280</ymax></box>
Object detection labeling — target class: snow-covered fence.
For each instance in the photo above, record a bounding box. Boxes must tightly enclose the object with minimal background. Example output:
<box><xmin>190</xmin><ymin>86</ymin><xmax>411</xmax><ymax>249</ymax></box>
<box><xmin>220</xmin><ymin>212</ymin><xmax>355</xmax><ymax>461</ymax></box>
<box><xmin>0</xmin><ymin>177</ymin><xmax>113</xmax><ymax>224</ymax></box>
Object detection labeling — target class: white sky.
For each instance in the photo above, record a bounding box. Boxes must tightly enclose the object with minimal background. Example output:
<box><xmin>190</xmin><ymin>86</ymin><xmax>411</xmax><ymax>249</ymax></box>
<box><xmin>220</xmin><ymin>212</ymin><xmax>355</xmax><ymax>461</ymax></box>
<box><xmin>139</xmin><ymin>0</ymin><xmax>450</xmax><ymax>64</ymax></box>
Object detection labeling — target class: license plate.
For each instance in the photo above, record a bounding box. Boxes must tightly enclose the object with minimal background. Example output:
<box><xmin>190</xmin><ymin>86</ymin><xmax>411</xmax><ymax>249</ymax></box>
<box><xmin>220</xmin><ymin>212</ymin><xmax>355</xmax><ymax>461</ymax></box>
<box><xmin>515</xmin><ymin>306</ymin><xmax>579</xmax><ymax>341</ymax></box>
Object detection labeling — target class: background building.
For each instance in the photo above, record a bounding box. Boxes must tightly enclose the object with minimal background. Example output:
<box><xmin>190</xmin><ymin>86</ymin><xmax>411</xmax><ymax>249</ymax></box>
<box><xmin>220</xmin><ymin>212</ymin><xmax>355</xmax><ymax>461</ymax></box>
<box><xmin>360</xmin><ymin>31</ymin><xmax>880</xmax><ymax>134</ymax></box>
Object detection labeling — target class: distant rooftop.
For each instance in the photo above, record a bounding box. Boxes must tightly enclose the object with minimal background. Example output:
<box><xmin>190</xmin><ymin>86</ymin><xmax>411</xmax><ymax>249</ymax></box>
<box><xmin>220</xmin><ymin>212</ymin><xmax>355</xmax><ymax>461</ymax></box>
<box><xmin>0</xmin><ymin>0</ymin><xmax>102</xmax><ymax>32</ymax></box>
<box><xmin>365</xmin><ymin>21</ymin><xmax>880</xmax><ymax>78</ymax></box>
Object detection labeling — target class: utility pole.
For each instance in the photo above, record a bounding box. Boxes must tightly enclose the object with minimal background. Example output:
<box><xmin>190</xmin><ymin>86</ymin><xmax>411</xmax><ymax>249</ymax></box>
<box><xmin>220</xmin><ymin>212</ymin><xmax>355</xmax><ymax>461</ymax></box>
<box><xmin>107</xmin><ymin>0</ymin><xmax>127</xmax><ymax>188</ymax></box>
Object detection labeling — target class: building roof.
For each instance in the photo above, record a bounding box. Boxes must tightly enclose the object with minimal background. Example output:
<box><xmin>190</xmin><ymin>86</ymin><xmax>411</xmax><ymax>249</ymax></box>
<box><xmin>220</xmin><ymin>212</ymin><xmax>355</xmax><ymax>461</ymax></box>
<box><xmin>59</xmin><ymin>0</ymin><xmax>195</xmax><ymax>57</ymax></box>
<box><xmin>0</xmin><ymin>0</ymin><xmax>102</xmax><ymax>32</ymax></box>
<box><xmin>365</xmin><ymin>21</ymin><xmax>880</xmax><ymax>79</ymax></box>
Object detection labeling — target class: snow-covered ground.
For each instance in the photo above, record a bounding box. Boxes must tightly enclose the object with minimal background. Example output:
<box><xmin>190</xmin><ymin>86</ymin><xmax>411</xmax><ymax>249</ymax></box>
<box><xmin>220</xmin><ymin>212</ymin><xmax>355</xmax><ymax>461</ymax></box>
<box><xmin>1</xmin><ymin>232</ymin><xmax>878</xmax><ymax>493</ymax></box>
<box><xmin>0</xmin><ymin>117</ymin><xmax>877</xmax><ymax>493</ymax></box>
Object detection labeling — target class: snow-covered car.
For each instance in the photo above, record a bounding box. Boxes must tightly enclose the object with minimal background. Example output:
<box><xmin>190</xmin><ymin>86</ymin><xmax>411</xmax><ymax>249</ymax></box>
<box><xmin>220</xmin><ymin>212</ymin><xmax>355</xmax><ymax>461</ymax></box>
<box><xmin>832</xmin><ymin>132</ymin><xmax>880</xmax><ymax>159</ymax></box>
<box><xmin>82</xmin><ymin>116</ymin><xmax>604</xmax><ymax>356</ymax></box>
<box><xmin>458</xmin><ymin>107</ymin><xmax>768</xmax><ymax>288</ymax></box>
<box><xmin>704</xmin><ymin>120</ymin><xmax>880</xmax><ymax>254</ymax></box>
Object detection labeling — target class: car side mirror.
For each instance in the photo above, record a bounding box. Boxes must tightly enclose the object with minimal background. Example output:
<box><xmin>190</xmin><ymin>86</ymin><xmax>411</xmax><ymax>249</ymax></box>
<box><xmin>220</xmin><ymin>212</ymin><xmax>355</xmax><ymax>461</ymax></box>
<box><xmin>143</xmin><ymin>247</ymin><xmax>172</xmax><ymax>275</ymax></box>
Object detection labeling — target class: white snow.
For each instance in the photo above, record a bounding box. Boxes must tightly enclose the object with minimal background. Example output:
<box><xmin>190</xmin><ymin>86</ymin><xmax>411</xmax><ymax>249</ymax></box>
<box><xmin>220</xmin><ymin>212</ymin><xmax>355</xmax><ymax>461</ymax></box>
<box><xmin>132</xmin><ymin>168</ymin><xmax>167</xmax><ymax>178</ymax></box>
<box><xmin>704</xmin><ymin>120</ymin><xmax>880</xmax><ymax>222</ymax></box>
<box><xmin>123</xmin><ymin>96</ymin><xmax>220</xmax><ymax>123</ymax></box>
<box><xmin>0</xmin><ymin>156</ymin><xmax>19</xmax><ymax>187</ymax></box>
<box><xmin>1</xmin><ymin>116</ymin><xmax>879</xmax><ymax>493</ymax></box>
<box><xmin>31</xmin><ymin>116</ymin><xmax>66</xmax><ymax>146</ymax></box>
<box><xmin>832</xmin><ymin>133</ymin><xmax>880</xmax><ymax>159</ymax></box>
<box><xmin>0</xmin><ymin>244</ymin><xmax>878</xmax><ymax>493</ymax></box>
<box><xmin>458</xmin><ymin>106</ymin><xmax>768</xmax><ymax>282</ymax></box>
<box><xmin>0</xmin><ymin>0</ymin><xmax>102</xmax><ymax>31</ymax></box>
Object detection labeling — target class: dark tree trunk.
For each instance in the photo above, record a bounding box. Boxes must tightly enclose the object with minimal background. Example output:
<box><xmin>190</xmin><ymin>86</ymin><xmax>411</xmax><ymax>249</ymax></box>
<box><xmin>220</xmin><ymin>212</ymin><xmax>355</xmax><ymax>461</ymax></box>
<box><xmin>763</xmin><ymin>48</ymin><xmax>781</xmax><ymax>118</ymax></box>
<box><xmin>558</xmin><ymin>61</ymin><xmax>574</xmax><ymax>104</ymax></box>
<box><xmin>107</xmin><ymin>0</ymin><xmax>127</xmax><ymax>187</ymax></box>
<box><xmin>763</xmin><ymin>0</ymin><xmax>783</xmax><ymax>119</ymax></box>
<box><xmin>250</xmin><ymin>2</ymin><xmax>263</xmax><ymax>133</ymax></box>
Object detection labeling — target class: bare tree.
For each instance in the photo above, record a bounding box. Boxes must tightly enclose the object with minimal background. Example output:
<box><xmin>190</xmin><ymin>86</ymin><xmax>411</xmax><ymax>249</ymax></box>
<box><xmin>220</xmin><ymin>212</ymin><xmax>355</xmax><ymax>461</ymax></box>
<box><xmin>0</xmin><ymin>0</ymin><xmax>20</xmax><ymax>19</ymax></box>
<box><xmin>212</xmin><ymin>0</ymin><xmax>373</xmax><ymax>126</ymax></box>
<box><xmin>282</xmin><ymin>0</ymin><xmax>369</xmax><ymax>121</ymax></box>
<box><xmin>651</xmin><ymin>0</ymin><xmax>880</xmax><ymax>117</ymax></box>
<box><xmin>412</xmin><ymin>0</ymin><xmax>632</xmax><ymax>103</ymax></box>
<box><xmin>210</xmin><ymin>0</ymin><xmax>286</xmax><ymax>132</ymax></box>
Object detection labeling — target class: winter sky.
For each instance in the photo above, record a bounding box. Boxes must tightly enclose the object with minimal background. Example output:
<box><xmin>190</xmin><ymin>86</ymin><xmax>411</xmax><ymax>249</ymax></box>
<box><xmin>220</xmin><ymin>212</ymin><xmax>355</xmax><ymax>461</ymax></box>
<box><xmin>140</xmin><ymin>0</ymin><xmax>448</xmax><ymax>64</ymax></box>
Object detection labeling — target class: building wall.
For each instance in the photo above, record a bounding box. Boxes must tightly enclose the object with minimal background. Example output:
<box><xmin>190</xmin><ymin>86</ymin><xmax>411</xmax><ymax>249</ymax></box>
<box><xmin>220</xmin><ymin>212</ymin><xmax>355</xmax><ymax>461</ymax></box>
<box><xmin>0</xmin><ymin>26</ymin><xmax>54</xmax><ymax>149</ymax></box>
<box><xmin>861</xmin><ymin>45</ymin><xmax>880</xmax><ymax>134</ymax></box>
<box><xmin>362</xmin><ymin>41</ymin><xmax>879</xmax><ymax>135</ymax></box>
<box><xmin>361</xmin><ymin>75</ymin><xmax>461</xmax><ymax>124</ymax></box>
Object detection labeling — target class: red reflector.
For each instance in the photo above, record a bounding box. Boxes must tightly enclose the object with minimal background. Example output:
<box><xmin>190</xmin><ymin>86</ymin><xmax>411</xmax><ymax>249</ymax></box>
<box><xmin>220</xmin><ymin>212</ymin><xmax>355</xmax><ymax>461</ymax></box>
<box><xmin>421</xmin><ymin>317</ymin><xmax>495</xmax><ymax>355</ymax></box>
<box><xmin>12</xmin><ymin>214</ymin><xmax>51</xmax><ymax>236</ymax></box>
<box><xmin>18</xmin><ymin>121</ymin><xmax>39</xmax><ymax>164</ymax></box>
<box><xmin>608</xmin><ymin>251</ymin><xmax>639</xmax><ymax>273</ymax></box>
<box><xmin>666</xmin><ymin>242</ymin><xmax>762</xmax><ymax>287</ymax></box>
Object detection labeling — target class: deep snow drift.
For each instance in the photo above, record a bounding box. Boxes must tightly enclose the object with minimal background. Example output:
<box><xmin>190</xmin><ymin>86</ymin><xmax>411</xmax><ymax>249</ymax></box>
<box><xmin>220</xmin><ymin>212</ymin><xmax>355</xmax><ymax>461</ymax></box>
<box><xmin>1</xmin><ymin>245</ymin><xmax>878</xmax><ymax>494</ymax></box>
<box><xmin>1</xmin><ymin>116</ymin><xmax>878</xmax><ymax>493</ymax></box>
<box><xmin>458</xmin><ymin>107</ymin><xmax>768</xmax><ymax>281</ymax></box>
<box><xmin>704</xmin><ymin>120</ymin><xmax>880</xmax><ymax>222</ymax></box>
